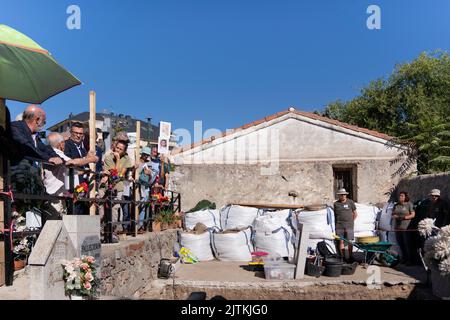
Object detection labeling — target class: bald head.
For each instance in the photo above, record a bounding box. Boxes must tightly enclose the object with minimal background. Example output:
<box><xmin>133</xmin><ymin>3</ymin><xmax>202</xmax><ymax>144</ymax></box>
<box><xmin>47</xmin><ymin>132</ymin><xmax>65</xmax><ymax>151</ymax></box>
<box><xmin>23</xmin><ymin>105</ymin><xmax>46</xmax><ymax>133</ymax></box>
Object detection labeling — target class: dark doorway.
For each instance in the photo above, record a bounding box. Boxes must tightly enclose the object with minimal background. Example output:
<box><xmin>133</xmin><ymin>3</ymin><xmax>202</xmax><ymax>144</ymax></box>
<box><xmin>333</xmin><ymin>167</ymin><xmax>356</xmax><ymax>201</ymax></box>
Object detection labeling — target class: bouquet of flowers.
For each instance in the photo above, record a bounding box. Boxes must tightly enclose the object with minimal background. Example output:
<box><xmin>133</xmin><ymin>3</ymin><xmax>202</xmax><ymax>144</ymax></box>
<box><xmin>107</xmin><ymin>168</ymin><xmax>122</xmax><ymax>189</ymax></box>
<box><xmin>61</xmin><ymin>256</ymin><xmax>100</xmax><ymax>299</ymax></box>
<box><xmin>74</xmin><ymin>182</ymin><xmax>89</xmax><ymax>198</ymax></box>
<box><xmin>13</xmin><ymin>237</ymin><xmax>31</xmax><ymax>260</ymax></box>
<box><xmin>12</xmin><ymin>210</ymin><xmax>27</xmax><ymax>232</ymax></box>
<box><xmin>151</xmin><ymin>193</ymin><xmax>170</xmax><ymax>204</ymax></box>
<box><xmin>418</xmin><ymin>218</ymin><xmax>450</xmax><ymax>276</ymax></box>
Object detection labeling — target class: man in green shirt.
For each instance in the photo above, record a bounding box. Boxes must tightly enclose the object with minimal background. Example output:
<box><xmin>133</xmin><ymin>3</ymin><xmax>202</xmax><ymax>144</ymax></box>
<box><xmin>334</xmin><ymin>188</ymin><xmax>358</xmax><ymax>261</ymax></box>
<box><xmin>104</xmin><ymin>140</ymin><xmax>133</xmax><ymax>235</ymax></box>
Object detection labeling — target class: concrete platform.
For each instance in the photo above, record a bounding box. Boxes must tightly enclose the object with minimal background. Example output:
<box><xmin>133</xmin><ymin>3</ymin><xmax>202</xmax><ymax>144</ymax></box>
<box><xmin>139</xmin><ymin>261</ymin><xmax>432</xmax><ymax>300</ymax></box>
<box><xmin>172</xmin><ymin>260</ymin><xmax>426</xmax><ymax>284</ymax></box>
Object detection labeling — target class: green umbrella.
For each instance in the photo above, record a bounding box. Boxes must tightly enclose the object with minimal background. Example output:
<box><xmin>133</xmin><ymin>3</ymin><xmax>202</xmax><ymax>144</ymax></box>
<box><xmin>0</xmin><ymin>24</ymin><xmax>81</xmax><ymax>104</ymax></box>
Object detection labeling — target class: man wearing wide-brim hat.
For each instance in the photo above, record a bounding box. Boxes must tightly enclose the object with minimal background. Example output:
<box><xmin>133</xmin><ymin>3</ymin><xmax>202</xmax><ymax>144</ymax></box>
<box><xmin>334</xmin><ymin>188</ymin><xmax>358</xmax><ymax>261</ymax></box>
<box><xmin>427</xmin><ymin>189</ymin><xmax>449</xmax><ymax>228</ymax></box>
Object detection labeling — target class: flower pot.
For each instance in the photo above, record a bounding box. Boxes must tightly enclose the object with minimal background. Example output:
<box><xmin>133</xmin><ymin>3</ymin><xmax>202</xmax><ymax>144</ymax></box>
<box><xmin>14</xmin><ymin>259</ymin><xmax>26</xmax><ymax>271</ymax></box>
<box><xmin>70</xmin><ymin>295</ymin><xmax>84</xmax><ymax>300</ymax></box>
<box><xmin>152</xmin><ymin>221</ymin><xmax>161</xmax><ymax>232</ymax></box>
<box><xmin>430</xmin><ymin>263</ymin><xmax>450</xmax><ymax>299</ymax></box>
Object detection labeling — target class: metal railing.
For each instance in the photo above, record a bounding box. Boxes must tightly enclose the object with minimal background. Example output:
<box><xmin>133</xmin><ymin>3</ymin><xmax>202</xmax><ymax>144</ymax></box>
<box><xmin>0</xmin><ymin>156</ymin><xmax>181</xmax><ymax>286</ymax></box>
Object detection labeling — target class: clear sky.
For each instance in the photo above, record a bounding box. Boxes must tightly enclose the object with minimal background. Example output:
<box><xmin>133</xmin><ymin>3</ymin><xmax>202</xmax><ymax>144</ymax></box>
<box><xmin>2</xmin><ymin>0</ymin><xmax>449</xmax><ymax>138</ymax></box>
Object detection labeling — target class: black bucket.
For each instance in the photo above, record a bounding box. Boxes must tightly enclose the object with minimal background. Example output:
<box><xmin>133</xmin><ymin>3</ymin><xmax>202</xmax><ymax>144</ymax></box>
<box><xmin>323</xmin><ymin>258</ymin><xmax>343</xmax><ymax>277</ymax></box>
<box><xmin>323</xmin><ymin>263</ymin><xmax>343</xmax><ymax>277</ymax></box>
<box><xmin>324</xmin><ymin>256</ymin><xmax>343</xmax><ymax>265</ymax></box>
<box><xmin>341</xmin><ymin>262</ymin><xmax>358</xmax><ymax>275</ymax></box>
<box><xmin>305</xmin><ymin>261</ymin><xmax>325</xmax><ymax>278</ymax></box>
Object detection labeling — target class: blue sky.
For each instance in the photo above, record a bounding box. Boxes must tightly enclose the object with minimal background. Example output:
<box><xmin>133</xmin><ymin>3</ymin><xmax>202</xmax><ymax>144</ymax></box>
<box><xmin>2</xmin><ymin>0</ymin><xmax>449</xmax><ymax>138</ymax></box>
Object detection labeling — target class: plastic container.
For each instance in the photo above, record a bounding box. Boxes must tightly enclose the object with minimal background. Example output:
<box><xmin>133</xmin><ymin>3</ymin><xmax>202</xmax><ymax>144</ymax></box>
<box><xmin>262</xmin><ymin>255</ymin><xmax>283</xmax><ymax>265</ymax></box>
<box><xmin>305</xmin><ymin>261</ymin><xmax>325</xmax><ymax>278</ymax></box>
<box><xmin>323</xmin><ymin>259</ymin><xmax>343</xmax><ymax>277</ymax></box>
<box><xmin>341</xmin><ymin>262</ymin><xmax>358</xmax><ymax>275</ymax></box>
<box><xmin>263</xmin><ymin>262</ymin><xmax>295</xmax><ymax>280</ymax></box>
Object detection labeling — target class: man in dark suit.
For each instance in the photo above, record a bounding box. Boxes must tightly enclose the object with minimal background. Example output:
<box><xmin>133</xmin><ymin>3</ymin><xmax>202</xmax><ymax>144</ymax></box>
<box><xmin>10</xmin><ymin>105</ymin><xmax>63</xmax><ymax>166</ymax></box>
<box><xmin>64</xmin><ymin>121</ymin><xmax>98</xmax><ymax>214</ymax></box>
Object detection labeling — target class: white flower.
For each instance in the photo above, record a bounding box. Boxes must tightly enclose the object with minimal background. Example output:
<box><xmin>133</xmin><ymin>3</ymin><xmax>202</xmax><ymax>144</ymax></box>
<box><xmin>65</xmin><ymin>265</ymin><xmax>75</xmax><ymax>274</ymax></box>
<box><xmin>424</xmin><ymin>236</ymin><xmax>439</xmax><ymax>253</ymax></box>
<box><xmin>438</xmin><ymin>257</ymin><xmax>450</xmax><ymax>276</ymax></box>
<box><xmin>418</xmin><ymin>218</ymin><xmax>436</xmax><ymax>237</ymax></box>
<box><xmin>440</xmin><ymin>225</ymin><xmax>450</xmax><ymax>237</ymax></box>
<box><xmin>433</xmin><ymin>236</ymin><xmax>450</xmax><ymax>260</ymax></box>
<box><xmin>16</xmin><ymin>225</ymin><xmax>26</xmax><ymax>232</ymax></box>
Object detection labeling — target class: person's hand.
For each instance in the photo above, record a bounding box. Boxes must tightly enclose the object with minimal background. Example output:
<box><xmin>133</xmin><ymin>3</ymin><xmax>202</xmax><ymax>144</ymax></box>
<box><xmin>65</xmin><ymin>159</ymin><xmax>75</xmax><ymax>166</ymax></box>
<box><xmin>87</xmin><ymin>155</ymin><xmax>99</xmax><ymax>163</ymax></box>
<box><xmin>144</xmin><ymin>167</ymin><xmax>152</xmax><ymax>175</ymax></box>
<box><xmin>113</xmin><ymin>152</ymin><xmax>120</xmax><ymax>161</ymax></box>
<box><xmin>49</xmin><ymin>157</ymin><xmax>63</xmax><ymax>165</ymax></box>
<box><xmin>88</xmin><ymin>150</ymin><xmax>96</xmax><ymax>157</ymax></box>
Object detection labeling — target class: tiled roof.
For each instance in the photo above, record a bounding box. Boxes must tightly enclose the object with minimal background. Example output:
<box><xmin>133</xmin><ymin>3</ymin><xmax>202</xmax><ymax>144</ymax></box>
<box><xmin>172</xmin><ymin>108</ymin><xmax>393</xmax><ymax>155</ymax></box>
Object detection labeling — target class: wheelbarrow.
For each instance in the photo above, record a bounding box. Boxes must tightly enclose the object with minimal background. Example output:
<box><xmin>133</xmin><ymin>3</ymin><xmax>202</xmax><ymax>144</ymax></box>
<box><xmin>336</xmin><ymin>236</ymin><xmax>400</xmax><ymax>267</ymax></box>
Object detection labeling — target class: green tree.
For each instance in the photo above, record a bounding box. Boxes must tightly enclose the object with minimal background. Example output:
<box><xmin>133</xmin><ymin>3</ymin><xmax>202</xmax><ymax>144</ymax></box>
<box><xmin>319</xmin><ymin>51</ymin><xmax>450</xmax><ymax>174</ymax></box>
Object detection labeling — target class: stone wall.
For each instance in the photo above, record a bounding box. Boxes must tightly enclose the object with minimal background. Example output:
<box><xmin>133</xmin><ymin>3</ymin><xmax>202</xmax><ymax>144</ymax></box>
<box><xmin>171</xmin><ymin>159</ymin><xmax>404</xmax><ymax>211</ymax></box>
<box><xmin>100</xmin><ymin>230</ymin><xmax>178</xmax><ymax>298</ymax></box>
<box><xmin>396</xmin><ymin>172</ymin><xmax>450</xmax><ymax>202</ymax></box>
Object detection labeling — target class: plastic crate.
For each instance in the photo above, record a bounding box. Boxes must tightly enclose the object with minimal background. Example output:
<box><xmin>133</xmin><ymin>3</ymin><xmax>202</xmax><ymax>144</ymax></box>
<box><xmin>263</xmin><ymin>262</ymin><xmax>295</xmax><ymax>280</ymax></box>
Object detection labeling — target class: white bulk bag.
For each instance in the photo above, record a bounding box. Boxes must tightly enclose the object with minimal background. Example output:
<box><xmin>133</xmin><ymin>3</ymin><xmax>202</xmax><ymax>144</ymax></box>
<box><xmin>180</xmin><ymin>231</ymin><xmax>214</xmax><ymax>261</ymax></box>
<box><xmin>261</xmin><ymin>209</ymin><xmax>292</xmax><ymax>225</ymax></box>
<box><xmin>354</xmin><ymin>222</ymin><xmax>377</xmax><ymax>233</ymax></box>
<box><xmin>291</xmin><ymin>207</ymin><xmax>335</xmax><ymax>240</ymax></box>
<box><xmin>253</xmin><ymin>214</ymin><xmax>295</xmax><ymax>258</ymax></box>
<box><xmin>184</xmin><ymin>209</ymin><xmax>221</xmax><ymax>230</ymax></box>
<box><xmin>211</xmin><ymin>228</ymin><xmax>254</xmax><ymax>261</ymax></box>
<box><xmin>354</xmin><ymin>203</ymin><xmax>379</xmax><ymax>225</ymax></box>
<box><xmin>220</xmin><ymin>205</ymin><xmax>262</xmax><ymax>230</ymax></box>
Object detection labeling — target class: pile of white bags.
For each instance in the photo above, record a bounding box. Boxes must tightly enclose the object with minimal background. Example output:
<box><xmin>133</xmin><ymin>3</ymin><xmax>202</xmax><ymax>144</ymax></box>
<box><xmin>211</xmin><ymin>228</ymin><xmax>254</xmax><ymax>261</ymax></box>
<box><xmin>180</xmin><ymin>231</ymin><xmax>215</xmax><ymax>261</ymax></box>
<box><xmin>291</xmin><ymin>207</ymin><xmax>335</xmax><ymax>240</ymax></box>
<box><xmin>220</xmin><ymin>205</ymin><xmax>262</xmax><ymax>230</ymax></box>
<box><xmin>253</xmin><ymin>212</ymin><xmax>295</xmax><ymax>258</ymax></box>
<box><xmin>354</xmin><ymin>203</ymin><xmax>380</xmax><ymax>237</ymax></box>
<box><xmin>184</xmin><ymin>209</ymin><xmax>221</xmax><ymax>230</ymax></box>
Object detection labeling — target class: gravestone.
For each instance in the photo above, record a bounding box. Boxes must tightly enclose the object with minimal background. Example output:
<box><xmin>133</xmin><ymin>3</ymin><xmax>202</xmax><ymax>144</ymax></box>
<box><xmin>63</xmin><ymin>215</ymin><xmax>102</xmax><ymax>270</ymax></box>
<box><xmin>81</xmin><ymin>235</ymin><xmax>102</xmax><ymax>269</ymax></box>
<box><xmin>28</xmin><ymin>221</ymin><xmax>77</xmax><ymax>300</ymax></box>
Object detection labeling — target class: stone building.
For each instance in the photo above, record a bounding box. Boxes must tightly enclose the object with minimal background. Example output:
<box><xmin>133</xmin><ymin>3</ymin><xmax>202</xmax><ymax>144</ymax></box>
<box><xmin>171</xmin><ymin>108</ymin><xmax>414</xmax><ymax>211</ymax></box>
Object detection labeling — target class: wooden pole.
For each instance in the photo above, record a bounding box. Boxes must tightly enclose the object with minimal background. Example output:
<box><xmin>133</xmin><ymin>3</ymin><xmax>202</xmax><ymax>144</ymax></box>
<box><xmin>89</xmin><ymin>91</ymin><xmax>96</xmax><ymax>216</ymax></box>
<box><xmin>0</xmin><ymin>98</ymin><xmax>6</xmax><ymax>286</ymax></box>
<box><xmin>134</xmin><ymin>121</ymin><xmax>141</xmax><ymax>236</ymax></box>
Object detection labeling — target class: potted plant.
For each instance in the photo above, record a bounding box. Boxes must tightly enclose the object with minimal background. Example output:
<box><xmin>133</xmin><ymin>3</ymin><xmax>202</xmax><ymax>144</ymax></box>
<box><xmin>12</xmin><ymin>211</ymin><xmax>31</xmax><ymax>270</ymax></box>
<box><xmin>155</xmin><ymin>209</ymin><xmax>181</xmax><ymax>230</ymax></box>
<box><xmin>61</xmin><ymin>256</ymin><xmax>100</xmax><ymax>300</ymax></box>
<box><xmin>418</xmin><ymin>218</ymin><xmax>450</xmax><ymax>298</ymax></box>
<box><xmin>13</xmin><ymin>237</ymin><xmax>31</xmax><ymax>270</ymax></box>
